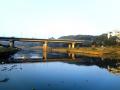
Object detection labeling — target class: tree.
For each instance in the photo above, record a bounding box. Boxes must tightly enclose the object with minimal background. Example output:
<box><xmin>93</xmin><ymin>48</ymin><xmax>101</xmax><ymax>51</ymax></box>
<box><xmin>105</xmin><ymin>36</ymin><xmax>117</xmax><ymax>46</ymax></box>
<box><xmin>94</xmin><ymin>34</ymin><xmax>117</xmax><ymax>46</ymax></box>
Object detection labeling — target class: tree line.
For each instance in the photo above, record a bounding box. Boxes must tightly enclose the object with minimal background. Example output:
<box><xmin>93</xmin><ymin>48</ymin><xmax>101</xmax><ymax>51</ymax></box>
<box><xmin>93</xmin><ymin>34</ymin><xmax>119</xmax><ymax>46</ymax></box>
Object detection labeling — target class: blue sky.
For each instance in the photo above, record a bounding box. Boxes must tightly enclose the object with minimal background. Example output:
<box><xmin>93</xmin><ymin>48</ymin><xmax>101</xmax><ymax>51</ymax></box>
<box><xmin>0</xmin><ymin>0</ymin><xmax>120</xmax><ymax>38</ymax></box>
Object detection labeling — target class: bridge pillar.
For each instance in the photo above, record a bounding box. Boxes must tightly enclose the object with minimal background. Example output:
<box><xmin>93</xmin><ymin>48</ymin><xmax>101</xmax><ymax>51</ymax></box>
<box><xmin>68</xmin><ymin>43</ymin><xmax>71</xmax><ymax>48</ymax></box>
<box><xmin>71</xmin><ymin>42</ymin><xmax>75</xmax><ymax>48</ymax></box>
<box><xmin>71</xmin><ymin>53</ymin><xmax>75</xmax><ymax>60</ymax></box>
<box><xmin>43</xmin><ymin>51</ymin><xmax>47</xmax><ymax>61</ymax></box>
<box><xmin>68</xmin><ymin>53</ymin><xmax>75</xmax><ymax>60</ymax></box>
<box><xmin>9</xmin><ymin>40</ymin><xmax>14</xmax><ymax>47</ymax></box>
<box><xmin>43</xmin><ymin>41</ymin><xmax>48</xmax><ymax>52</ymax></box>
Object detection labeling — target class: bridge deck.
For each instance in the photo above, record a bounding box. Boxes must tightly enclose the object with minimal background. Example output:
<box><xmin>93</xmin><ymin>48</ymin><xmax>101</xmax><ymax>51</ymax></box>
<box><xmin>0</xmin><ymin>37</ymin><xmax>85</xmax><ymax>43</ymax></box>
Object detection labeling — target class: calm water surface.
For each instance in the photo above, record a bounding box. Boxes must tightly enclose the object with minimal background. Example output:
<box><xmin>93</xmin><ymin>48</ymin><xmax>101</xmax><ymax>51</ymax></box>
<box><xmin>0</xmin><ymin>50</ymin><xmax>120</xmax><ymax>90</ymax></box>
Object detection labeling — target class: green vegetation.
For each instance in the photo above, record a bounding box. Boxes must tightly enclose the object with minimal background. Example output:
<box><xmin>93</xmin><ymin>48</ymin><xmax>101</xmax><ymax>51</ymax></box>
<box><xmin>59</xmin><ymin>35</ymin><xmax>95</xmax><ymax>41</ymax></box>
<box><xmin>51</xmin><ymin>33</ymin><xmax>120</xmax><ymax>59</ymax></box>
<box><xmin>93</xmin><ymin>34</ymin><xmax>118</xmax><ymax>46</ymax></box>
<box><xmin>0</xmin><ymin>46</ymin><xmax>19</xmax><ymax>58</ymax></box>
<box><xmin>0</xmin><ymin>46</ymin><xmax>17</xmax><ymax>53</ymax></box>
<box><xmin>59</xmin><ymin>34</ymin><xmax>120</xmax><ymax>46</ymax></box>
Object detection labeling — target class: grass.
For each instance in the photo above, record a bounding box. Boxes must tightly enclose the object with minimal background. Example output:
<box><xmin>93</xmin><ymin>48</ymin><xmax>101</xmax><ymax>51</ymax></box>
<box><xmin>50</xmin><ymin>46</ymin><xmax>120</xmax><ymax>59</ymax></box>
<box><xmin>0</xmin><ymin>46</ymin><xmax>18</xmax><ymax>53</ymax></box>
<box><xmin>0</xmin><ymin>46</ymin><xmax>19</xmax><ymax>58</ymax></box>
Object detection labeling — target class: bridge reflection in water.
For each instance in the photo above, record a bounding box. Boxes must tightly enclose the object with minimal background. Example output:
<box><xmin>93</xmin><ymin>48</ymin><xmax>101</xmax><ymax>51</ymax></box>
<box><xmin>1</xmin><ymin>50</ymin><xmax>119</xmax><ymax>76</ymax></box>
<box><xmin>1</xmin><ymin>59</ymin><xmax>120</xmax><ymax>76</ymax></box>
<box><xmin>0</xmin><ymin>55</ymin><xmax>120</xmax><ymax>90</ymax></box>
<box><xmin>42</xmin><ymin>51</ymin><xmax>76</xmax><ymax>61</ymax></box>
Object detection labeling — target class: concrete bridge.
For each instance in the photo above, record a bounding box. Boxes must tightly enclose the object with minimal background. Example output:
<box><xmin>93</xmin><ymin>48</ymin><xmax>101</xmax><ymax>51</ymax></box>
<box><xmin>0</xmin><ymin>37</ymin><xmax>85</xmax><ymax>50</ymax></box>
<box><xmin>0</xmin><ymin>37</ymin><xmax>88</xmax><ymax>60</ymax></box>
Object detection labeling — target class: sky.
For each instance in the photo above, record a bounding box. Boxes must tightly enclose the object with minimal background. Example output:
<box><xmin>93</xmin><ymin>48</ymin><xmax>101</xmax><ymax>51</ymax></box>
<box><xmin>0</xmin><ymin>0</ymin><xmax>120</xmax><ymax>38</ymax></box>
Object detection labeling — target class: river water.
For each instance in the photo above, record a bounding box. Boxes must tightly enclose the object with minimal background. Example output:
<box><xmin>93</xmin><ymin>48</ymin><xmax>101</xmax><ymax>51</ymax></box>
<box><xmin>0</xmin><ymin>50</ymin><xmax>120</xmax><ymax>90</ymax></box>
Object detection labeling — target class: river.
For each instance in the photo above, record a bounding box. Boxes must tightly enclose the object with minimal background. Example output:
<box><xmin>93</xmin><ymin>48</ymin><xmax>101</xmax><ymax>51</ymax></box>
<box><xmin>0</xmin><ymin>49</ymin><xmax>120</xmax><ymax>90</ymax></box>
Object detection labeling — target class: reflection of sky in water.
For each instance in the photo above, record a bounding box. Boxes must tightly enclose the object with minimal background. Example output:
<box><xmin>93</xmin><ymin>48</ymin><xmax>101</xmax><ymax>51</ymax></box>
<box><xmin>1</xmin><ymin>49</ymin><xmax>120</xmax><ymax>90</ymax></box>
<box><xmin>13</xmin><ymin>50</ymin><xmax>69</xmax><ymax>59</ymax></box>
<box><xmin>0</xmin><ymin>62</ymin><xmax>120</xmax><ymax>90</ymax></box>
<box><xmin>13</xmin><ymin>50</ymin><xmax>43</xmax><ymax>59</ymax></box>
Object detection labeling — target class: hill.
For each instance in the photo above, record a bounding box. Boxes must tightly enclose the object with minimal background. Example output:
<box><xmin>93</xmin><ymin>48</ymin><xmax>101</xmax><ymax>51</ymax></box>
<box><xmin>58</xmin><ymin>35</ymin><xmax>96</xmax><ymax>41</ymax></box>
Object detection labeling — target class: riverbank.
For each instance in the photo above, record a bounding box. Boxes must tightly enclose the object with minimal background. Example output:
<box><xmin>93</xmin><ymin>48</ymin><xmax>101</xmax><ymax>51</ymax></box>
<box><xmin>51</xmin><ymin>46</ymin><xmax>120</xmax><ymax>60</ymax></box>
<box><xmin>0</xmin><ymin>46</ymin><xmax>19</xmax><ymax>59</ymax></box>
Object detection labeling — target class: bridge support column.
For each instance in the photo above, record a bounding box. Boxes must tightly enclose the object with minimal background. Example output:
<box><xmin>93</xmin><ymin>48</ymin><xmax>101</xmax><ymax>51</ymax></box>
<box><xmin>68</xmin><ymin>53</ymin><xmax>75</xmax><ymax>60</ymax></box>
<box><xmin>71</xmin><ymin>53</ymin><xmax>75</xmax><ymax>60</ymax></box>
<box><xmin>43</xmin><ymin>41</ymin><xmax>48</xmax><ymax>52</ymax></box>
<box><xmin>9</xmin><ymin>40</ymin><xmax>14</xmax><ymax>47</ymax></box>
<box><xmin>68</xmin><ymin>43</ymin><xmax>71</xmax><ymax>48</ymax></box>
<box><xmin>71</xmin><ymin>42</ymin><xmax>75</xmax><ymax>49</ymax></box>
<box><xmin>43</xmin><ymin>51</ymin><xmax>47</xmax><ymax>61</ymax></box>
<box><xmin>42</xmin><ymin>41</ymin><xmax>48</xmax><ymax>61</ymax></box>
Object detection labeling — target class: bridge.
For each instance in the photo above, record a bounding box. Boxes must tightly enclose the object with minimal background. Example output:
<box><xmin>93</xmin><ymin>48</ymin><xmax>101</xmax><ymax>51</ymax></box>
<box><xmin>0</xmin><ymin>37</ymin><xmax>85</xmax><ymax>49</ymax></box>
<box><xmin>0</xmin><ymin>37</ymin><xmax>88</xmax><ymax>60</ymax></box>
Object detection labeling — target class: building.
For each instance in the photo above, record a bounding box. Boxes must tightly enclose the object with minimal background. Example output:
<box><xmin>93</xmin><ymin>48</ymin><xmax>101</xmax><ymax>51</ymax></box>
<box><xmin>107</xmin><ymin>30</ymin><xmax>120</xmax><ymax>39</ymax></box>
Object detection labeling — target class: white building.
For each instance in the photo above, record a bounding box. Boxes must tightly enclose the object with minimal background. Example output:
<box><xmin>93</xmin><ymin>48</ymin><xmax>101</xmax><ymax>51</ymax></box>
<box><xmin>107</xmin><ymin>30</ymin><xmax>120</xmax><ymax>39</ymax></box>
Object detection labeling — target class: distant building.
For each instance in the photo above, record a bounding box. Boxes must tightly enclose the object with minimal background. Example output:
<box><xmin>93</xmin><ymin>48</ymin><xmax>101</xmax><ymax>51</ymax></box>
<box><xmin>107</xmin><ymin>30</ymin><xmax>120</xmax><ymax>42</ymax></box>
<box><xmin>107</xmin><ymin>30</ymin><xmax>120</xmax><ymax>39</ymax></box>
